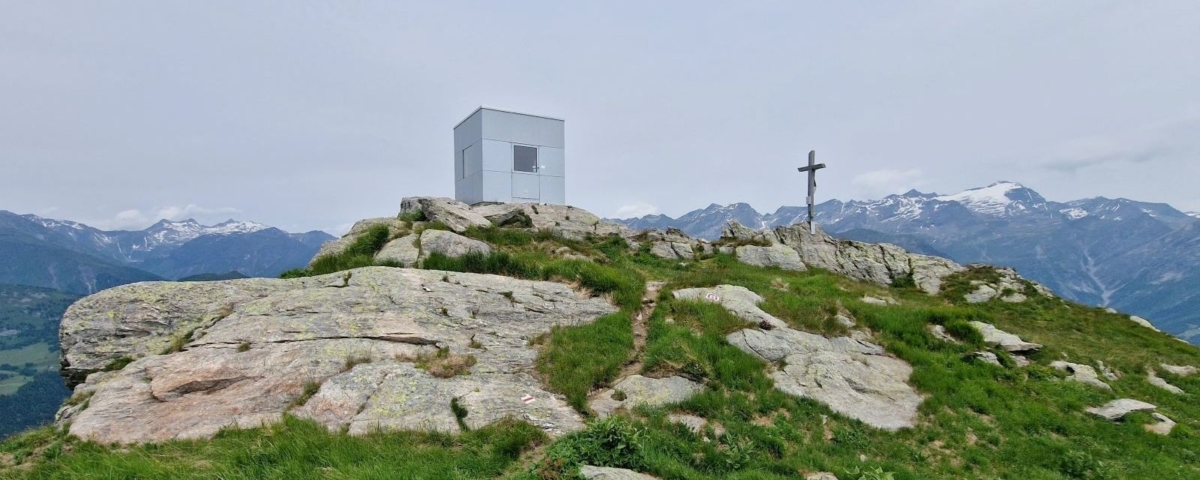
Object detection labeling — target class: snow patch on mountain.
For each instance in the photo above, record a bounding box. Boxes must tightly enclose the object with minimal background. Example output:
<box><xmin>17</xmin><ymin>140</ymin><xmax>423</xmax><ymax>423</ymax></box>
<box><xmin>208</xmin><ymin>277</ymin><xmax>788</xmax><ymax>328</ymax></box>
<box><xmin>935</xmin><ymin>181</ymin><xmax>1024</xmax><ymax>216</ymax></box>
<box><xmin>1061</xmin><ymin>208</ymin><xmax>1089</xmax><ymax>220</ymax></box>
<box><xmin>1188</xmin><ymin>212</ymin><xmax>1200</xmax><ymax>219</ymax></box>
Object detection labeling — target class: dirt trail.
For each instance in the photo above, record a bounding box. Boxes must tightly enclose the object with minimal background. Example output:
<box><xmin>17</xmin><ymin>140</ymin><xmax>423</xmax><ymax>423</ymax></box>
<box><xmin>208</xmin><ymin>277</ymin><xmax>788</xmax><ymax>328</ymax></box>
<box><xmin>617</xmin><ymin>281</ymin><xmax>664</xmax><ymax>379</ymax></box>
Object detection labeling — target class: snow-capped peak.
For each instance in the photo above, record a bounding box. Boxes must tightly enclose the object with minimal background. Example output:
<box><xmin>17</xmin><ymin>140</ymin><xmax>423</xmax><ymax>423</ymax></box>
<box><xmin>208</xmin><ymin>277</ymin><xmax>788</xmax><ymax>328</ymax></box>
<box><xmin>934</xmin><ymin>181</ymin><xmax>1032</xmax><ymax>216</ymax></box>
<box><xmin>1188</xmin><ymin>212</ymin><xmax>1200</xmax><ymax>219</ymax></box>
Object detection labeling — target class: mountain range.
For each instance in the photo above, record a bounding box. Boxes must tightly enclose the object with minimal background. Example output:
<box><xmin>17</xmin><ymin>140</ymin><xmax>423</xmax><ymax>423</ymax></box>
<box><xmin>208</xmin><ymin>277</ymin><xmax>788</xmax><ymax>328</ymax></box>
<box><xmin>0</xmin><ymin>211</ymin><xmax>334</xmax><ymax>292</ymax></box>
<box><xmin>614</xmin><ymin>181</ymin><xmax>1200</xmax><ymax>344</ymax></box>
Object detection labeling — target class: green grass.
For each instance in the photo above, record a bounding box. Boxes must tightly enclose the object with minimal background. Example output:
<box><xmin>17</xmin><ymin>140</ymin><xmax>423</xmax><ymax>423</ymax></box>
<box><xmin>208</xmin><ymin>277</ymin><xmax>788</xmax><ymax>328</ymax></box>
<box><xmin>536</xmin><ymin>312</ymin><xmax>635</xmax><ymax>413</ymax></box>
<box><xmin>3</xmin><ymin>416</ymin><xmax>544</xmax><ymax>479</ymax></box>
<box><xmin>0</xmin><ymin>342</ymin><xmax>58</xmax><ymax>395</ymax></box>
<box><xmin>281</xmin><ymin>225</ymin><xmax>396</xmax><ymax>278</ymax></box>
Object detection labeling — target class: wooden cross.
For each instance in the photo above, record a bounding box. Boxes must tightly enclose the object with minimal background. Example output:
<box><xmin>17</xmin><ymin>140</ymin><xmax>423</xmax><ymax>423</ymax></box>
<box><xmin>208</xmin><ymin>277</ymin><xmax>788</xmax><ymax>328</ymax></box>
<box><xmin>796</xmin><ymin>150</ymin><xmax>826</xmax><ymax>234</ymax></box>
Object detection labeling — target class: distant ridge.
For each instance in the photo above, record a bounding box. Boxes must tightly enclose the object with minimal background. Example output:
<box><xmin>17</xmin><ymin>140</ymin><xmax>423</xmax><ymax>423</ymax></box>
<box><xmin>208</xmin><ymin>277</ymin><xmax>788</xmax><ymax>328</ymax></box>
<box><xmin>612</xmin><ymin>182</ymin><xmax>1200</xmax><ymax>343</ymax></box>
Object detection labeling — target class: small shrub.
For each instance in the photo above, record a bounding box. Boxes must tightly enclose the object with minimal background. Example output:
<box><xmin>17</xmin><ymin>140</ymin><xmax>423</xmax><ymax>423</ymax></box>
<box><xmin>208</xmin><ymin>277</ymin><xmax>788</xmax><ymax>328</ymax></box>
<box><xmin>543</xmin><ymin>417</ymin><xmax>647</xmax><ymax>472</ymax></box>
<box><xmin>890</xmin><ymin>274</ymin><xmax>916</xmax><ymax>289</ymax></box>
<box><xmin>102</xmin><ymin>356</ymin><xmax>135</xmax><ymax>372</ymax></box>
<box><xmin>451</xmin><ymin>397</ymin><xmax>469</xmax><ymax>431</ymax></box>
<box><xmin>237</xmin><ymin>342</ymin><xmax>251</xmax><ymax>352</ymax></box>
<box><xmin>399</xmin><ymin>210</ymin><xmax>425</xmax><ymax>222</ymax></box>
<box><xmin>343</xmin><ymin>355</ymin><xmax>372</xmax><ymax>372</ymax></box>
<box><xmin>288</xmin><ymin>381</ymin><xmax>322</xmax><ymax>409</ymax></box>
<box><xmin>285</xmin><ymin>224</ymin><xmax>392</xmax><ymax>278</ymax></box>
<box><xmin>400</xmin><ymin>348</ymin><xmax>477</xmax><ymax>378</ymax></box>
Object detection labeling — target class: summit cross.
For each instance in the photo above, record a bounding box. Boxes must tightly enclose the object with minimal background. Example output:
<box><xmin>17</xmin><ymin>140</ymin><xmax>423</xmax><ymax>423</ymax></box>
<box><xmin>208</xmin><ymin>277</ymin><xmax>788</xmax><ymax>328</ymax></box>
<box><xmin>796</xmin><ymin>150</ymin><xmax>826</xmax><ymax>235</ymax></box>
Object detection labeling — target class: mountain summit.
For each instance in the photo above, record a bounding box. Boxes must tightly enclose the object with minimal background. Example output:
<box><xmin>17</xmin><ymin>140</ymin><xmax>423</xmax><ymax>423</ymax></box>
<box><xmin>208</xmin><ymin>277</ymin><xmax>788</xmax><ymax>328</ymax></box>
<box><xmin>613</xmin><ymin>182</ymin><xmax>1200</xmax><ymax>343</ymax></box>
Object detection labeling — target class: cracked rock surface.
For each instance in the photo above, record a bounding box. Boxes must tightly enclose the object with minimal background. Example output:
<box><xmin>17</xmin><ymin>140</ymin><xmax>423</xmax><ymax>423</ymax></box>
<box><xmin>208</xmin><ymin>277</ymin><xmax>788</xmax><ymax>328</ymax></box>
<box><xmin>57</xmin><ymin>267</ymin><xmax>616</xmax><ymax>444</ymax></box>
<box><xmin>674</xmin><ymin>285</ymin><xmax>921</xmax><ymax>430</ymax></box>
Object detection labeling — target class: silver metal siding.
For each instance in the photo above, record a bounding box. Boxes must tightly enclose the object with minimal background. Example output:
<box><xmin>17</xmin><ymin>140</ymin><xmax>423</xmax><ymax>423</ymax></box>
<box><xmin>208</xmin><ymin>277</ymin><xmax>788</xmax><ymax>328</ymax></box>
<box><xmin>481</xmin><ymin>109</ymin><xmax>565</xmax><ymax>148</ymax></box>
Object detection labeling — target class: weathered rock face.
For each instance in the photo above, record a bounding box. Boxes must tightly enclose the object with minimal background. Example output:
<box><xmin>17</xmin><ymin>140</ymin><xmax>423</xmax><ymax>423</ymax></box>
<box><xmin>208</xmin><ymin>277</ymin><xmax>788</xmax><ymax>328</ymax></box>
<box><xmin>58</xmin><ymin>267</ymin><xmax>616</xmax><ymax>444</ymax></box>
<box><xmin>418</xmin><ymin>229</ymin><xmax>491</xmax><ymax>261</ymax></box>
<box><xmin>401</xmin><ymin>197</ymin><xmax>491</xmax><ymax>233</ymax></box>
<box><xmin>401</xmin><ymin>197</ymin><xmax>633</xmax><ymax>241</ymax></box>
<box><xmin>735</xmin><ymin>244</ymin><xmax>806</xmax><ymax>271</ymax></box>
<box><xmin>970</xmin><ymin>322</ymin><xmax>1042</xmax><ymax>353</ymax></box>
<box><xmin>374</xmin><ymin>233</ymin><xmax>421</xmax><ymax>267</ymax></box>
<box><xmin>674</xmin><ymin>285</ymin><xmax>921</xmax><ymax>431</ymax></box>
<box><xmin>1086</xmin><ymin>399</ymin><xmax>1156</xmax><ymax>421</ymax></box>
<box><xmin>763</xmin><ymin>223</ymin><xmax>964</xmax><ymax>295</ymax></box>
<box><xmin>590</xmin><ymin>375</ymin><xmax>704</xmax><ymax>418</ymax></box>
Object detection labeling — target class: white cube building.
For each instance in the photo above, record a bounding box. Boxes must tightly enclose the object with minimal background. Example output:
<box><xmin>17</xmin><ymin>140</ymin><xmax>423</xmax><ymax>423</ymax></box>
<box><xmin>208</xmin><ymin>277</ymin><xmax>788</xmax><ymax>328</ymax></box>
<box><xmin>454</xmin><ymin>107</ymin><xmax>565</xmax><ymax>205</ymax></box>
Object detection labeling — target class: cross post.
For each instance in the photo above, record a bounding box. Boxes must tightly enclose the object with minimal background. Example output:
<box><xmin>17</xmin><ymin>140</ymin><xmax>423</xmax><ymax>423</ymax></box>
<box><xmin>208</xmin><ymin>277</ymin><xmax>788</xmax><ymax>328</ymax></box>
<box><xmin>796</xmin><ymin>150</ymin><xmax>826</xmax><ymax>235</ymax></box>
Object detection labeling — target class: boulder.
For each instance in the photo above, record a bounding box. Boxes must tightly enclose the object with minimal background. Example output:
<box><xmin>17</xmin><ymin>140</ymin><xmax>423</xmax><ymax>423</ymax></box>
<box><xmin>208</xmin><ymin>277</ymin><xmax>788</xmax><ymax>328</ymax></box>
<box><xmin>418</xmin><ymin>229</ymin><xmax>492</xmax><ymax>261</ymax></box>
<box><xmin>721</xmin><ymin>221</ymin><xmax>778</xmax><ymax>245</ymax></box>
<box><xmin>860</xmin><ymin>295</ymin><xmax>897</xmax><ymax>306</ymax></box>
<box><xmin>965</xmin><ymin>285</ymin><xmax>999</xmax><ymax>303</ymax></box>
<box><xmin>774</xmin><ymin>350</ymin><xmax>922</xmax><ymax>431</ymax></box>
<box><xmin>401</xmin><ymin>197</ymin><xmax>491</xmax><ymax>233</ymax></box>
<box><xmin>969</xmin><ymin>322</ymin><xmax>1042</xmax><ymax>353</ymax></box>
<box><xmin>1086</xmin><ymin>399</ymin><xmax>1156</xmax><ymax>421</ymax></box>
<box><xmin>649</xmin><ymin>241</ymin><xmax>694</xmax><ymax>260</ymax></box>
<box><xmin>579</xmin><ymin>466</ymin><xmax>660</xmax><ymax>480</ymax></box>
<box><xmin>374</xmin><ymin>233</ymin><xmax>420</xmax><ymax>267</ymax></box>
<box><xmin>667</xmin><ymin>413</ymin><xmax>720</xmax><ymax>436</ymax></box>
<box><xmin>929</xmin><ymin>325</ymin><xmax>959</xmax><ymax>344</ymax></box>
<box><xmin>1160</xmin><ymin>364</ymin><xmax>1197</xmax><ymax>376</ymax></box>
<box><xmin>1146</xmin><ymin>369</ymin><xmax>1184</xmax><ymax>395</ymax></box>
<box><xmin>590</xmin><ymin>375</ymin><xmax>704</xmax><ymax>418</ymax></box>
<box><xmin>968</xmin><ymin>351</ymin><xmax>1003</xmax><ymax>366</ymax></box>
<box><xmin>1050</xmin><ymin>361</ymin><xmax>1110</xmax><ymax>389</ymax></box>
<box><xmin>58</xmin><ymin>267</ymin><xmax>617</xmax><ymax>444</ymax></box>
<box><xmin>805</xmin><ymin>474</ymin><xmax>839</xmax><ymax>480</ymax></box>
<box><xmin>673</xmin><ymin>285</ymin><xmax>787</xmax><ymax>329</ymax></box>
<box><xmin>1129</xmin><ymin>315</ymin><xmax>1161</xmax><ymax>332</ymax></box>
<box><xmin>1145</xmin><ymin>413</ymin><xmax>1176</xmax><ymax>436</ymax></box>
<box><xmin>735</xmin><ymin>244</ymin><xmax>806</xmax><ymax>271</ymax></box>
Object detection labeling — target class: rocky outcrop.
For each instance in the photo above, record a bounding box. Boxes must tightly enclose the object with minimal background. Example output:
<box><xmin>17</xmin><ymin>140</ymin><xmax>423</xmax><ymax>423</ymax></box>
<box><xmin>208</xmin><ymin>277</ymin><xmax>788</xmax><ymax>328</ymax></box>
<box><xmin>675</xmin><ymin>285</ymin><xmax>921</xmax><ymax>431</ymax></box>
<box><xmin>310</xmin><ymin>218</ymin><xmax>408</xmax><ymax>267</ymax></box>
<box><xmin>590</xmin><ymin>375</ymin><xmax>703</xmax><ymax>418</ymax></box>
<box><xmin>1145</xmin><ymin>413</ymin><xmax>1176</xmax><ymax>436</ymax></box>
<box><xmin>57</xmin><ymin>267</ymin><xmax>617</xmax><ymax>444</ymax></box>
<box><xmin>735</xmin><ymin>245</ymin><xmax>806</xmax><ymax>271</ymax></box>
<box><xmin>1146</xmin><ymin>368</ymin><xmax>1184</xmax><ymax>395</ymax></box>
<box><xmin>1050</xmin><ymin>361</ymin><xmax>1110</xmax><ymax>389</ymax></box>
<box><xmin>400</xmin><ymin>197</ymin><xmax>491</xmax><ymax>233</ymax></box>
<box><xmin>970</xmin><ymin>322</ymin><xmax>1042</xmax><ymax>353</ymax></box>
<box><xmin>766</xmin><ymin>223</ymin><xmax>963</xmax><ymax>295</ymax></box>
<box><xmin>1160</xmin><ymin>364</ymin><xmax>1197</xmax><ymax>376</ymax></box>
<box><xmin>374</xmin><ymin>233</ymin><xmax>420</xmax><ymax>267</ymax></box>
<box><xmin>418</xmin><ymin>229</ymin><xmax>491</xmax><ymax>261</ymax></box>
<box><xmin>963</xmin><ymin>267</ymin><xmax>1045</xmax><ymax>304</ymax></box>
<box><xmin>401</xmin><ymin>197</ymin><xmax>633</xmax><ymax>241</ymax></box>
<box><xmin>1086</xmin><ymin>399</ymin><xmax>1156</xmax><ymax>421</ymax></box>
<box><xmin>1129</xmin><ymin>315</ymin><xmax>1161</xmax><ymax>332</ymax></box>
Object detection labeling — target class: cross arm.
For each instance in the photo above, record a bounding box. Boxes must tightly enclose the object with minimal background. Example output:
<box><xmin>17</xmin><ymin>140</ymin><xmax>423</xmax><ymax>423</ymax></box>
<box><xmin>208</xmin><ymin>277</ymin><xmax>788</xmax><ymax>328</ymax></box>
<box><xmin>797</xmin><ymin>163</ymin><xmax>826</xmax><ymax>173</ymax></box>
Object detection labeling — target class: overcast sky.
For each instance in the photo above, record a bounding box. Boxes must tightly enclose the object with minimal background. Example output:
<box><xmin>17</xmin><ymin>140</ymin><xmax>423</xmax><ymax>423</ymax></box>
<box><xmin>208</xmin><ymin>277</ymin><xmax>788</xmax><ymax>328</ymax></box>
<box><xmin>3</xmin><ymin>2</ymin><xmax>1198</xmax><ymax>234</ymax></box>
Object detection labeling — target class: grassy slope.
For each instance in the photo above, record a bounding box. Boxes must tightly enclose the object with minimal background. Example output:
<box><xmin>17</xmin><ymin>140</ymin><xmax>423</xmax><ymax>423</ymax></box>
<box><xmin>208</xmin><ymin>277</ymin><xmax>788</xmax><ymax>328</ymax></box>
<box><xmin>4</xmin><ymin>229</ymin><xmax>1199</xmax><ymax>479</ymax></box>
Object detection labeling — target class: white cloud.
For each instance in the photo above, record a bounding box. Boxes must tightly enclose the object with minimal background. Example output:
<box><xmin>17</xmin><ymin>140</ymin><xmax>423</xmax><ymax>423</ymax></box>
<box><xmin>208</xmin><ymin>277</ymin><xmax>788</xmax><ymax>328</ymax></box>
<box><xmin>612</xmin><ymin>202</ymin><xmax>659</xmax><ymax>218</ymax></box>
<box><xmin>850</xmin><ymin>169</ymin><xmax>927</xmax><ymax>200</ymax></box>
